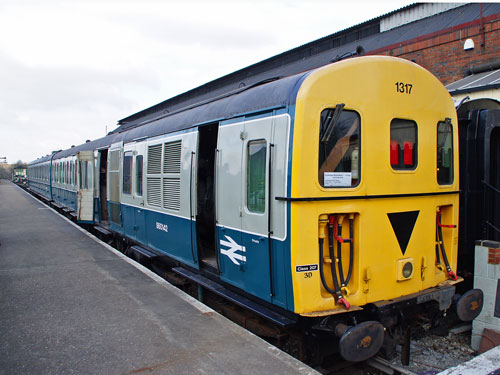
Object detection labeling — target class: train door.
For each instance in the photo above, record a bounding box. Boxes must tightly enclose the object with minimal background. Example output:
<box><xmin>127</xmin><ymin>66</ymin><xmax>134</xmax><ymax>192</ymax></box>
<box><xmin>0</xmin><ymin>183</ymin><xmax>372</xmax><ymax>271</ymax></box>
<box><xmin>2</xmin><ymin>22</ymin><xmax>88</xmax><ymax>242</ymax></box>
<box><xmin>487</xmin><ymin>124</ymin><xmax>500</xmax><ymax>240</ymax></box>
<box><xmin>134</xmin><ymin>143</ymin><xmax>146</xmax><ymax>244</ymax></box>
<box><xmin>107</xmin><ymin>142</ymin><xmax>123</xmax><ymax>232</ymax></box>
<box><xmin>196</xmin><ymin>123</ymin><xmax>219</xmax><ymax>270</ymax></box>
<box><xmin>215</xmin><ymin>121</ymin><xmax>243</xmax><ymax>279</ymax></box>
<box><xmin>98</xmin><ymin>149</ymin><xmax>109</xmax><ymax>224</ymax></box>
<box><xmin>77</xmin><ymin>151</ymin><xmax>94</xmax><ymax>222</ymax></box>
<box><xmin>121</xmin><ymin>143</ymin><xmax>147</xmax><ymax>243</ymax></box>
<box><xmin>216</xmin><ymin>115</ymin><xmax>289</xmax><ymax>300</ymax></box>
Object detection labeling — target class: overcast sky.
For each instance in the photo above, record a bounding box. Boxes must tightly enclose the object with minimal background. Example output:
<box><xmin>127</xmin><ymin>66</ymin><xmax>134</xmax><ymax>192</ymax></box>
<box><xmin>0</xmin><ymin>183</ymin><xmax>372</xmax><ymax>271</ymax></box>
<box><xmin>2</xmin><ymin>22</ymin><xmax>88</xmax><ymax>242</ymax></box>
<box><xmin>0</xmin><ymin>0</ymin><xmax>417</xmax><ymax>164</ymax></box>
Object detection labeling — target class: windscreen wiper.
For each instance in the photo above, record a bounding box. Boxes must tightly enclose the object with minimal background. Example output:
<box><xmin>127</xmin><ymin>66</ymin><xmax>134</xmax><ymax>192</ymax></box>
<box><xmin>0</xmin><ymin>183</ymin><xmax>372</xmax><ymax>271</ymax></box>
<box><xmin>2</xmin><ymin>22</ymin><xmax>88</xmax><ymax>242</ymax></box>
<box><xmin>320</xmin><ymin>103</ymin><xmax>345</xmax><ymax>144</ymax></box>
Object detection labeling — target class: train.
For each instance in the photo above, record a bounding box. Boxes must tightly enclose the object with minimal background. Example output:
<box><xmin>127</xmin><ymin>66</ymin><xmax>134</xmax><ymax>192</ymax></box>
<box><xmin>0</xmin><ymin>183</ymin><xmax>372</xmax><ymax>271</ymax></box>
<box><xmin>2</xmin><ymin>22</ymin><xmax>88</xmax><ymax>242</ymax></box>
<box><xmin>456</xmin><ymin>97</ymin><xmax>500</xmax><ymax>286</ymax></box>
<box><xmin>27</xmin><ymin>56</ymin><xmax>484</xmax><ymax>364</ymax></box>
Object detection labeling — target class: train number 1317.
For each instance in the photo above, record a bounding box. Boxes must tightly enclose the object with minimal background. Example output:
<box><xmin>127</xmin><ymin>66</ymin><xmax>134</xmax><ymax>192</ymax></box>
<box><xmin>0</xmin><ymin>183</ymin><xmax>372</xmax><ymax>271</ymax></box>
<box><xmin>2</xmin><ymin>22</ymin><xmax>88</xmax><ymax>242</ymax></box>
<box><xmin>395</xmin><ymin>82</ymin><xmax>413</xmax><ymax>94</ymax></box>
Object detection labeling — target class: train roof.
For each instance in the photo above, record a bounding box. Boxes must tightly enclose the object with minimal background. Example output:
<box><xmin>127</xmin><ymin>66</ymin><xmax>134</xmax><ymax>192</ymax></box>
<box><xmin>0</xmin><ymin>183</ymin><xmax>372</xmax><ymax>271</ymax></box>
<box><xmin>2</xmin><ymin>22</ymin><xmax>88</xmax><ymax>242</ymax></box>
<box><xmin>29</xmin><ymin>153</ymin><xmax>58</xmax><ymax>165</ymax></box>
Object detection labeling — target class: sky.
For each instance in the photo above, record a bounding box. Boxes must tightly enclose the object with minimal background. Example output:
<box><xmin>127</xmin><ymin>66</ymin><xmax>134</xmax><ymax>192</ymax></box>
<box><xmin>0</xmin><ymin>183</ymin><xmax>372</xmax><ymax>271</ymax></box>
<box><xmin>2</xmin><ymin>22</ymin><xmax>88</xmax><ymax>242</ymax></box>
<box><xmin>0</xmin><ymin>0</ymin><xmax>419</xmax><ymax>164</ymax></box>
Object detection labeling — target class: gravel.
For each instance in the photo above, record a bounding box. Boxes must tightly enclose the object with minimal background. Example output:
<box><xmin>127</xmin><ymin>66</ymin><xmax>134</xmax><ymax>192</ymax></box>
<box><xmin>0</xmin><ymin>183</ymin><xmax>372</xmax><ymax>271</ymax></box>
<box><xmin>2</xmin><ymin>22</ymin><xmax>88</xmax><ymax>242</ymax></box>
<box><xmin>388</xmin><ymin>327</ymin><xmax>476</xmax><ymax>375</ymax></box>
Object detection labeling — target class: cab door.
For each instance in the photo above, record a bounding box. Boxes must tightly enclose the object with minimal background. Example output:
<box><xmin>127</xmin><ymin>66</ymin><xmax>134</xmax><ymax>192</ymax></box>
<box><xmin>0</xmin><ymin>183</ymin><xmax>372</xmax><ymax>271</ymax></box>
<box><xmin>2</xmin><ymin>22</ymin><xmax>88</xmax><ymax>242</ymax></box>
<box><xmin>216</xmin><ymin>114</ymin><xmax>289</xmax><ymax>302</ymax></box>
<box><xmin>77</xmin><ymin>151</ymin><xmax>95</xmax><ymax>222</ymax></box>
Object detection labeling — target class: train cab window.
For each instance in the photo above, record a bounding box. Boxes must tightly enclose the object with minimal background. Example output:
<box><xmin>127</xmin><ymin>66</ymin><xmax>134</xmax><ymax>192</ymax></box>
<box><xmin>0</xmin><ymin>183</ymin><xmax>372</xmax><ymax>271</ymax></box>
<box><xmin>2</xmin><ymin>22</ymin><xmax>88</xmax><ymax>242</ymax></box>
<box><xmin>437</xmin><ymin>120</ymin><xmax>454</xmax><ymax>184</ymax></box>
<box><xmin>247</xmin><ymin>140</ymin><xmax>267</xmax><ymax>213</ymax></box>
<box><xmin>390</xmin><ymin>119</ymin><xmax>417</xmax><ymax>170</ymax></box>
<box><xmin>123</xmin><ymin>151</ymin><xmax>133</xmax><ymax>195</ymax></box>
<box><xmin>136</xmin><ymin>155</ymin><xmax>143</xmax><ymax>196</ymax></box>
<box><xmin>318</xmin><ymin>107</ymin><xmax>360</xmax><ymax>188</ymax></box>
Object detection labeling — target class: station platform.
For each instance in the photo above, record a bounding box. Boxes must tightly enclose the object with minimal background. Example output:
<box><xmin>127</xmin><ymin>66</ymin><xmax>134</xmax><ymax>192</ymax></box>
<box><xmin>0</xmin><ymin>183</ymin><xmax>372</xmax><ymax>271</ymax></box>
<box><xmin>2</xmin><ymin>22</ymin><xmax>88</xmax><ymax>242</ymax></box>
<box><xmin>0</xmin><ymin>181</ymin><xmax>317</xmax><ymax>375</ymax></box>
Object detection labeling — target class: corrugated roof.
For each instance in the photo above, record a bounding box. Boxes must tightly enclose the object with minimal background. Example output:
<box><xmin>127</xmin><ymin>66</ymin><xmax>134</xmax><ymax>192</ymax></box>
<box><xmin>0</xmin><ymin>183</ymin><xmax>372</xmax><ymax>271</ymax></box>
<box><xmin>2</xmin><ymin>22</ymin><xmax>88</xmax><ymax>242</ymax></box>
<box><xmin>447</xmin><ymin>68</ymin><xmax>500</xmax><ymax>95</ymax></box>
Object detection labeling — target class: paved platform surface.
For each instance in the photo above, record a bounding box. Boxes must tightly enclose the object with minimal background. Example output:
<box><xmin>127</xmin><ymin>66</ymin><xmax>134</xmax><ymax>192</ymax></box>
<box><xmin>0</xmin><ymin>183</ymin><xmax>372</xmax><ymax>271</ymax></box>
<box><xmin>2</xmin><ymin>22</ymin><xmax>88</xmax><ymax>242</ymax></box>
<box><xmin>0</xmin><ymin>181</ymin><xmax>317</xmax><ymax>375</ymax></box>
<box><xmin>437</xmin><ymin>345</ymin><xmax>500</xmax><ymax>375</ymax></box>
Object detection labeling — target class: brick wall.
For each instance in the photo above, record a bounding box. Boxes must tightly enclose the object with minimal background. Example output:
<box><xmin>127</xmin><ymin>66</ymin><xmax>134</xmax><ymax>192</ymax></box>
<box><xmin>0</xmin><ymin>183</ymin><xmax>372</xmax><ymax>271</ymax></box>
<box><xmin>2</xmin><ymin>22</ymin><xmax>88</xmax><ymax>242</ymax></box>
<box><xmin>370</xmin><ymin>15</ymin><xmax>500</xmax><ymax>85</ymax></box>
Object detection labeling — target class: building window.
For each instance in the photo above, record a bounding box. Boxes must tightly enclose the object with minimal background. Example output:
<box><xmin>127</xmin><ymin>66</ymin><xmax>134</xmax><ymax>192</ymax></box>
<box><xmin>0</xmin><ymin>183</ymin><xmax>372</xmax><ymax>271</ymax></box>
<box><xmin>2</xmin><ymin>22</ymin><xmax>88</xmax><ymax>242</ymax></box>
<box><xmin>318</xmin><ymin>106</ymin><xmax>360</xmax><ymax>187</ymax></box>
<box><xmin>390</xmin><ymin>119</ymin><xmax>417</xmax><ymax>170</ymax></box>
<box><xmin>437</xmin><ymin>120</ymin><xmax>454</xmax><ymax>184</ymax></box>
<box><xmin>123</xmin><ymin>151</ymin><xmax>133</xmax><ymax>195</ymax></box>
<box><xmin>247</xmin><ymin>140</ymin><xmax>266</xmax><ymax>213</ymax></box>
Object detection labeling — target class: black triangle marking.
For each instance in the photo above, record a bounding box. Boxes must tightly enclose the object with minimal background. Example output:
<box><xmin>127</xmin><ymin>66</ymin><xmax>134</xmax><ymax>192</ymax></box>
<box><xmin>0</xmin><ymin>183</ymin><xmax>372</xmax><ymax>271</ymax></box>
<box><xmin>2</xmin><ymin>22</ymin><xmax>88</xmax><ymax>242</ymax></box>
<box><xmin>387</xmin><ymin>211</ymin><xmax>420</xmax><ymax>255</ymax></box>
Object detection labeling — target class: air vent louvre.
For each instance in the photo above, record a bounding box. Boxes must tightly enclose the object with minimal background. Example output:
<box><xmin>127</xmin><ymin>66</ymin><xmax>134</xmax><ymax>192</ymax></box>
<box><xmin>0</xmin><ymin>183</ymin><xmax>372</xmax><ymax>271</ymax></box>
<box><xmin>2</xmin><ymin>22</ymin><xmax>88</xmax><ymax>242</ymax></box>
<box><xmin>163</xmin><ymin>140</ymin><xmax>182</xmax><ymax>174</ymax></box>
<box><xmin>147</xmin><ymin>144</ymin><xmax>162</xmax><ymax>174</ymax></box>
<box><xmin>147</xmin><ymin>177</ymin><xmax>161</xmax><ymax>207</ymax></box>
<box><xmin>163</xmin><ymin>177</ymin><xmax>180</xmax><ymax>211</ymax></box>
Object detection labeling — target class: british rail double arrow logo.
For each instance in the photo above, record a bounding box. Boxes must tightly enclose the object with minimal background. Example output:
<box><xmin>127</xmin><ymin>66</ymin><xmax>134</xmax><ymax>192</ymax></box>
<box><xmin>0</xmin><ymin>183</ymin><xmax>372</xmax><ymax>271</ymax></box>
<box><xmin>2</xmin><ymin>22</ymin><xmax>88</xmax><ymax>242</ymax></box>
<box><xmin>220</xmin><ymin>235</ymin><xmax>247</xmax><ymax>265</ymax></box>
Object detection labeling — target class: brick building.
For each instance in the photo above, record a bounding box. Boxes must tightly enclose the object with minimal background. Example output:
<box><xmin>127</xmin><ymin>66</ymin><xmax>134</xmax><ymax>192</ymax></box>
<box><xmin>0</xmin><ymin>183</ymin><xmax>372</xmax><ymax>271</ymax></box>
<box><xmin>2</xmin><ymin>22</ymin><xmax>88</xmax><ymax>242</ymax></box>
<box><xmin>372</xmin><ymin>4</ymin><xmax>500</xmax><ymax>86</ymax></box>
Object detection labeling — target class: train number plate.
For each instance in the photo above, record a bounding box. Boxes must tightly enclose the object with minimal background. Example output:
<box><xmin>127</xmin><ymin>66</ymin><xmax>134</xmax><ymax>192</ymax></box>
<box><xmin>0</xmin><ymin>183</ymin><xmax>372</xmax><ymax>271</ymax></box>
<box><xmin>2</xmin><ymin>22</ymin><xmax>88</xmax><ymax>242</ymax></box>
<box><xmin>296</xmin><ymin>264</ymin><xmax>318</xmax><ymax>272</ymax></box>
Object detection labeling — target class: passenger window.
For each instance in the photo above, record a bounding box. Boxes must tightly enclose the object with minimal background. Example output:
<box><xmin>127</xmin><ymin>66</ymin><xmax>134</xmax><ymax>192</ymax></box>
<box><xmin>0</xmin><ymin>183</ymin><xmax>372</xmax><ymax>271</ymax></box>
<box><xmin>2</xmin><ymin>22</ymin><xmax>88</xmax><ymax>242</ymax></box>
<box><xmin>87</xmin><ymin>161</ymin><xmax>93</xmax><ymax>189</ymax></box>
<box><xmin>123</xmin><ymin>152</ymin><xmax>133</xmax><ymax>195</ymax></box>
<box><xmin>136</xmin><ymin>155</ymin><xmax>143</xmax><ymax>196</ymax></box>
<box><xmin>318</xmin><ymin>106</ymin><xmax>360</xmax><ymax>187</ymax></box>
<box><xmin>79</xmin><ymin>161</ymin><xmax>88</xmax><ymax>189</ymax></box>
<box><xmin>247</xmin><ymin>140</ymin><xmax>266</xmax><ymax>213</ymax></box>
<box><xmin>437</xmin><ymin>120</ymin><xmax>454</xmax><ymax>184</ymax></box>
<box><xmin>390</xmin><ymin>119</ymin><xmax>417</xmax><ymax>170</ymax></box>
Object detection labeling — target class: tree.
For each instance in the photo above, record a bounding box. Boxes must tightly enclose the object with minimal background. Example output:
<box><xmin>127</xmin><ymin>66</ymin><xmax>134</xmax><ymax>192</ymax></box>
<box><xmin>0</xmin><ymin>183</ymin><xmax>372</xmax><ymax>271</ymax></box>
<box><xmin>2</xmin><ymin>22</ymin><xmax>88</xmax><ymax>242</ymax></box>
<box><xmin>0</xmin><ymin>160</ymin><xmax>27</xmax><ymax>180</ymax></box>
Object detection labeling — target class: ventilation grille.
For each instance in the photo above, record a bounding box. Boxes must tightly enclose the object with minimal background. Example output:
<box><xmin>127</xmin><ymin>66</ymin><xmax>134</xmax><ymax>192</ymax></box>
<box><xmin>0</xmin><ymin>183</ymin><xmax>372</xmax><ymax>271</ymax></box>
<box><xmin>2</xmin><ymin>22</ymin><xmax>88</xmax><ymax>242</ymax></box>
<box><xmin>163</xmin><ymin>178</ymin><xmax>180</xmax><ymax>210</ymax></box>
<box><xmin>147</xmin><ymin>144</ymin><xmax>162</xmax><ymax>174</ymax></box>
<box><xmin>147</xmin><ymin>177</ymin><xmax>161</xmax><ymax>207</ymax></box>
<box><xmin>163</xmin><ymin>140</ymin><xmax>182</xmax><ymax>174</ymax></box>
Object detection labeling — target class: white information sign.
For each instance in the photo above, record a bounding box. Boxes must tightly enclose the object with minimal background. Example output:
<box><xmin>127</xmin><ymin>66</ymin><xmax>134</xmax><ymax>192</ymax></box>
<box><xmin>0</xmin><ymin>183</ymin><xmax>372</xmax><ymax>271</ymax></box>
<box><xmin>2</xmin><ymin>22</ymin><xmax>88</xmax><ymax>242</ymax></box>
<box><xmin>324</xmin><ymin>172</ymin><xmax>351</xmax><ymax>187</ymax></box>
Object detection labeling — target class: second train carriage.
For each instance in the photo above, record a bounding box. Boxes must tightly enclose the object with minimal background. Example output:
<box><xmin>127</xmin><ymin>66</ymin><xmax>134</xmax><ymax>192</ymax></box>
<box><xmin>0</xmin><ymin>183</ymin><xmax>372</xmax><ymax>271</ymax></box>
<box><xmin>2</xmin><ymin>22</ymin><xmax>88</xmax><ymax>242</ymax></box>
<box><xmin>28</xmin><ymin>56</ymin><xmax>483</xmax><ymax>361</ymax></box>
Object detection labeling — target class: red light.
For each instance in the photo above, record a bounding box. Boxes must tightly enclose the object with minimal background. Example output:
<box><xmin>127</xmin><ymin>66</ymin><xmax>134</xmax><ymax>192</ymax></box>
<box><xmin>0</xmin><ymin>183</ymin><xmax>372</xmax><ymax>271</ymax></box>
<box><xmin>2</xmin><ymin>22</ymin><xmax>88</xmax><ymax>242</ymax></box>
<box><xmin>390</xmin><ymin>140</ymin><xmax>399</xmax><ymax>165</ymax></box>
<box><xmin>404</xmin><ymin>141</ymin><xmax>413</xmax><ymax>166</ymax></box>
